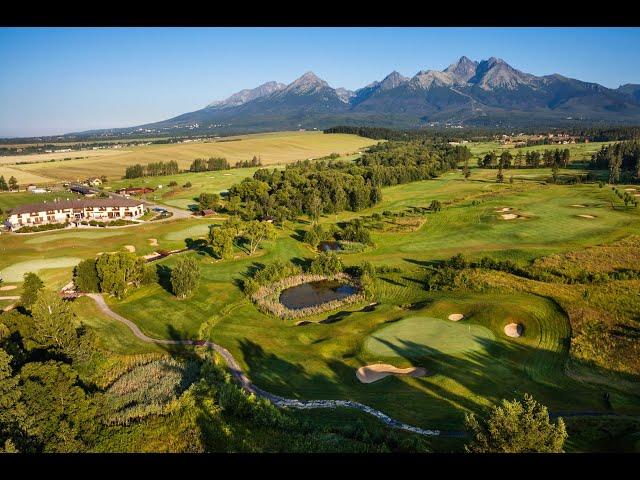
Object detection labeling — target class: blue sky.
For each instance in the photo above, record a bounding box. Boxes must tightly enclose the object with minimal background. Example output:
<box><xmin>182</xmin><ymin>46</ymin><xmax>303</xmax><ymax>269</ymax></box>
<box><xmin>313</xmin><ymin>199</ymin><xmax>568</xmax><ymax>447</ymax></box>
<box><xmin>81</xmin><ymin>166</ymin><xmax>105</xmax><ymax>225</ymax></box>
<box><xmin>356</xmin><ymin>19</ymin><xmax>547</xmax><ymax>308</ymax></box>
<box><xmin>1</xmin><ymin>27</ymin><xmax>639</xmax><ymax>137</ymax></box>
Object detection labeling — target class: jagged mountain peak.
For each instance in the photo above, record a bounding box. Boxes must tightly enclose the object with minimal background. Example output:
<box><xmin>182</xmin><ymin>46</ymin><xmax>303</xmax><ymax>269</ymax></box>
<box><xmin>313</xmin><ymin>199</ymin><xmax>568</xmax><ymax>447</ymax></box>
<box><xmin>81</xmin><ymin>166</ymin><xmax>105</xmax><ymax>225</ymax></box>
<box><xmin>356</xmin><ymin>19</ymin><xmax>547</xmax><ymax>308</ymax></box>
<box><xmin>380</xmin><ymin>71</ymin><xmax>409</xmax><ymax>90</ymax></box>
<box><xmin>444</xmin><ymin>56</ymin><xmax>479</xmax><ymax>82</ymax></box>
<box><xmin>411</xmin><ymin>70</ymin><xmax>455</xmax><ymax>89</ymax></box>
<box><xmin>471</xmin><ymin>57</ymin><xmax>536</xmax><ymax>90</ymax></box>
<box><xmin>207</xmin><ymin>81</ymin><xmax>285</xmax><ymax>109</ymax></box>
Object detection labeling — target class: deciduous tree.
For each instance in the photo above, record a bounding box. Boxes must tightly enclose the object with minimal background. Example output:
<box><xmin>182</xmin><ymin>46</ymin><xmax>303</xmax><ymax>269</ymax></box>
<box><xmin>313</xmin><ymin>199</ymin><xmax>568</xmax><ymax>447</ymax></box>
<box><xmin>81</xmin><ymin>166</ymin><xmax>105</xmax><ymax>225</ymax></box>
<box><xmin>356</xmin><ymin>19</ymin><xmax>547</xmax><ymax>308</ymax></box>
<box><xmin>464</xmin><ymin>393</ymin><xmax>567</xmax><ymax>453</ymax></box>
<box><xmin>171</xmin><ymin>256</ymin><xmax>200</xmax><ymax>299</ymax></box>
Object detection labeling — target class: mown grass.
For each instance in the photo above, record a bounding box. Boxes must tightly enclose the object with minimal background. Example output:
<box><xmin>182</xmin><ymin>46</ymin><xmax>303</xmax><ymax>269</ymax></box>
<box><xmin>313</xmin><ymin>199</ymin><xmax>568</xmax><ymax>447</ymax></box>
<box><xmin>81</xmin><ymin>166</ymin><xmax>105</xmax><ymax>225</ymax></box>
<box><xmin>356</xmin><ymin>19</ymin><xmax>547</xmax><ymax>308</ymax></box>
<box><xmin>3</xmin><ymin>161</ymin><xmax>640</xmax><ymax>436</ymax></box>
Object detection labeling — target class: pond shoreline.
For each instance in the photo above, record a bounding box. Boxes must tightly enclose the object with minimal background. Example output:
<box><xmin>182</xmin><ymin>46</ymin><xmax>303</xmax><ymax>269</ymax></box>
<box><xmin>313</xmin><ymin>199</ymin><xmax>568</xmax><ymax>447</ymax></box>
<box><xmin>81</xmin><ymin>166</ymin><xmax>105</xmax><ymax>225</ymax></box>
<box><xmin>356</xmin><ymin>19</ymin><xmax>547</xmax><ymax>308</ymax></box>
<box><xmin>251</xmin><ymin>272</ymin><xmax>364</xmax><ymax>319</ymax></box>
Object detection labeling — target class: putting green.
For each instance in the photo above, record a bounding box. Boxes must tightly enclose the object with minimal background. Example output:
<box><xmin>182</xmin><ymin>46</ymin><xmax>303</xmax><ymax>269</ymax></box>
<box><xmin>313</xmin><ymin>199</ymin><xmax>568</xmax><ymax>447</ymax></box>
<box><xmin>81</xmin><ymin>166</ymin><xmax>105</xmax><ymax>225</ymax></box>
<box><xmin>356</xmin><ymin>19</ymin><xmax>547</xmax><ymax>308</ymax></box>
<box><xmin>364</xmin><ymin>316</ymin><xmax>496</xmax><ymax>359</ymax></box>
<box><xmin>0</xmin><ymin>257</ymin><xmax>82</xmax><ymax>282</ymax></box>
<box><xmin>25</xmin><ymin>230</ymin><xmax>128</xmax><ymax>244</ymax></box>
<box><xmin>164</xmin><ymin>224</ymin><xmax>210</xmax><ymax>241</ymax></box>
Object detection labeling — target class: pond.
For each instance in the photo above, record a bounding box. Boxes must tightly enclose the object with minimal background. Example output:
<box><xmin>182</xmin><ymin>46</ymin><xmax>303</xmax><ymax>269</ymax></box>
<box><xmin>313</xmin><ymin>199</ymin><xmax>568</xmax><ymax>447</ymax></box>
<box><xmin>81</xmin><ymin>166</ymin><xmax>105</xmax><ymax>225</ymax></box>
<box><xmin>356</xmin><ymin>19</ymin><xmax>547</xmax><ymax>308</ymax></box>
<box><xmin>279</xmin><ymin>280</ymin><xmax>357</xmax><ymax>310</ymax></box>
<box><xmin>318</xmin><ymin>241</ymin><xmax>342</xmax><ymax>252</ymax></box>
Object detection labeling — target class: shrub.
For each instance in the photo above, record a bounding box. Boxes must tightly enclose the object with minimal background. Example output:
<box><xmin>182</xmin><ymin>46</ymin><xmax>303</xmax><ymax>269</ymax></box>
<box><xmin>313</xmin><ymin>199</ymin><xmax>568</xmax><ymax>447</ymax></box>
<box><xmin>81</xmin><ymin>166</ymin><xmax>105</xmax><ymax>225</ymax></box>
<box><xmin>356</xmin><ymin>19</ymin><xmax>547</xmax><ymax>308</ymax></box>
<box><xmin>15</xmin><ymin>222</ymin><xmax>67</xmax><ymax>233</ymax></box>
<box><xmin>309</xmin><ymin>252</ymin><xmax>343</xmax><ymax>275</ymax></box>
<box><xmin>464</xmin><ymin>394</ymin><xmax>567</xmax><ymax>453</ymax></box>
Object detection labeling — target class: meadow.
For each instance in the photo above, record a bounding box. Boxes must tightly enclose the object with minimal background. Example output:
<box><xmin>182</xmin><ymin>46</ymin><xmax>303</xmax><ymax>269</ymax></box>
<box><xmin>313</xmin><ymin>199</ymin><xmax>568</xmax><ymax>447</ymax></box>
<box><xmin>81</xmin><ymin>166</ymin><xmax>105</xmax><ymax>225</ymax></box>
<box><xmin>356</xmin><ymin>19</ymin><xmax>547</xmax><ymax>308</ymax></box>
<box><xmin>6</xmin><ymin>131</ymin><xmax>377</xmax><ymax>183</ymax></box>
<box><xmin>467</xmin><ymin>140</ymin><xmax>609</xmax><ymax>160</ymax></box>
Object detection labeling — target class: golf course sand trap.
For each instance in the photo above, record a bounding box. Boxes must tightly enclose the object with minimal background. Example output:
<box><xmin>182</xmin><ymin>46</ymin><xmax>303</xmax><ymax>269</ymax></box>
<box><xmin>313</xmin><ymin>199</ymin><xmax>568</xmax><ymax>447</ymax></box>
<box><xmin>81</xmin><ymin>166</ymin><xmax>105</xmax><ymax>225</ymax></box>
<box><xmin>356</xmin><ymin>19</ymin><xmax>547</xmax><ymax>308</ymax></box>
<box><xmin>448</xmin><ymin>313</ymin><xmax>464</xmax><ymax>321</ymax></box>
<box><xmin>504</xmin><ymin>323</ymin><xmax>524</xmax><ymax>338</ymax></box>
<box><xmin>634</xmin><ymin>194</ymin><xmax>640</xmax><ymax>197</ymax></box>
<box><xmin>124</xmin><ymin>245</ymin><xmax>136</xmax><ymax>252</ymax></box>
<box><xmin>356</xmin><ymin>364</ymin><xmax>427</xmax><ymax>384</ymax></box>
<box><xmin>295</xmin><ymin>320</ymin><xmax>312</xmax><ymax>326</ymax></box>
<box><xmin>624</xmin><ymin>188</ymin><xmax>637</xmax><ymax>192</ymax></box>
<box><xmin>578</xmin><ymin>214</ymin><xmax>596</xmax><ymax>219</ymax></box>
<box><xmin>501</xmin><ymin>213</ymin><xmax>519</xmax><ymax>220</ymax></box>
<box><xmin>0</xmin><ymin>257</ymin><xmax>82</xmax><ymax>283</ymax></box>
<box><xmin>148</xmin><ymin>238</ymin><xmax>158</xmax><ymax>246</ymax></box>
<box><xmin>0</xmin><ymin>285</ymin><xmax>17</xmax><ymax>291</ymax></box>
<box><xmin>570</xmin><ymin>204</ymin><xmax>587</xmax><ymax>207</ymax></box>
<box><xmin>496</xmin><ymin>207</ymin><xmax>512</xmax><ymax>212</ymax></box>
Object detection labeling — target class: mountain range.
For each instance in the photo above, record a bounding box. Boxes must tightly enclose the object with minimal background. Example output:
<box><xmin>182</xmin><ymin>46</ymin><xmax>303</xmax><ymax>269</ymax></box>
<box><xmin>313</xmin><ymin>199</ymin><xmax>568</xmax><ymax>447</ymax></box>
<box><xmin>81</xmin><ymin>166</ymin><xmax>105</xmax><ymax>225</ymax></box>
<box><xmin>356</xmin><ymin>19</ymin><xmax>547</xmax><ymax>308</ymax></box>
<box><xmin>80</xmin><ymin>57</ymin><xmax>640</xmax><ymax>136</ymax></box>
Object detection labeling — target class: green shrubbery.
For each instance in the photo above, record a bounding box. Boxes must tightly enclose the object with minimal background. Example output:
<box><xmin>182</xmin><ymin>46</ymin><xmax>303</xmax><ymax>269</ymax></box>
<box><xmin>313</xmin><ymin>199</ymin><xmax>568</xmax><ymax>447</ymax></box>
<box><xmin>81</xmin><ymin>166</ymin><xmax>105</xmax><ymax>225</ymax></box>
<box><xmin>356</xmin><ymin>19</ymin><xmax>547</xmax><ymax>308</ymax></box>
<box><xmin>15</xmin><ymin>222</ymin><xmax>68</xmax><ymax>233</ymax></box>
<box><xmin>309</xmin><ymin>252</ymin><xmax>343</xmax><ymax>275</ymax></box>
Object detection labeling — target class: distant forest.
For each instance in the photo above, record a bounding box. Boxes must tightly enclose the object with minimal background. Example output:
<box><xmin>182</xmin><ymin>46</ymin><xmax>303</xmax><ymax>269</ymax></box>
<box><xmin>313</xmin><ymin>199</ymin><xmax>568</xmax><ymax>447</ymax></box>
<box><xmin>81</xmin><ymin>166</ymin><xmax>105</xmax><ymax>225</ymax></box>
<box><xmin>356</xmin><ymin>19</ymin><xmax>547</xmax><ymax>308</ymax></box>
<box><xmin>323</xmin><ymin>125</ymin><xmax>640</xmax><ymax>143</ymax></box>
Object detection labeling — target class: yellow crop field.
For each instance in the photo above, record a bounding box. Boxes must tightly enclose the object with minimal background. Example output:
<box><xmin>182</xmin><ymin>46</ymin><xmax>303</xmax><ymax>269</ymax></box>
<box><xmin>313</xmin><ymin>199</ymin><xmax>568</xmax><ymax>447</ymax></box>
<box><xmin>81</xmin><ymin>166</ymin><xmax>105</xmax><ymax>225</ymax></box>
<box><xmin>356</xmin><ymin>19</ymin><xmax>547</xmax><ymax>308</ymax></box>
<box><xmin>9</xmin><ymin>131</ymin><xmax>378</xmax><ymax>182</ymax></box>
<box><xmin>0</xmin><ymin>148</ymin><xmax>133</xmax><ymax>166</ymax></box>
<box><xmin>0</xmin><ymin>165</ymin><xmax>57</xmax><ymax>185</ymax></box>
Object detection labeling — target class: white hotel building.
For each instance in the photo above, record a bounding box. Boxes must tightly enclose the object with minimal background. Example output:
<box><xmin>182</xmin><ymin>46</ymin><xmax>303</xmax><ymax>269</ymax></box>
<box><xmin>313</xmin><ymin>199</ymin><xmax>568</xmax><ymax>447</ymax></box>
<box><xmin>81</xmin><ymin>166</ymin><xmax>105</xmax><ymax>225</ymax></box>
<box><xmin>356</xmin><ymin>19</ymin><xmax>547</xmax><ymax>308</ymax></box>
<box><xmin>4</xmin><ymin>198</ymin><xmax>145</xmax><ymax>231</ymax></box>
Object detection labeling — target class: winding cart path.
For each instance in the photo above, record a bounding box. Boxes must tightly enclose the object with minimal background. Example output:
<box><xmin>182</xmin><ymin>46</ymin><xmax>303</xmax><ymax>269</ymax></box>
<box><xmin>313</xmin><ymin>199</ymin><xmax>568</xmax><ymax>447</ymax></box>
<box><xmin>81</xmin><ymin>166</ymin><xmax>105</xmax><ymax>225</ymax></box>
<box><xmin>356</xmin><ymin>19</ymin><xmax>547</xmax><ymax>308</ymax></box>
<box><xmin>85</xmin><ymin>293</ymin><xmax>446</xmax><ymax>437</ymax></box>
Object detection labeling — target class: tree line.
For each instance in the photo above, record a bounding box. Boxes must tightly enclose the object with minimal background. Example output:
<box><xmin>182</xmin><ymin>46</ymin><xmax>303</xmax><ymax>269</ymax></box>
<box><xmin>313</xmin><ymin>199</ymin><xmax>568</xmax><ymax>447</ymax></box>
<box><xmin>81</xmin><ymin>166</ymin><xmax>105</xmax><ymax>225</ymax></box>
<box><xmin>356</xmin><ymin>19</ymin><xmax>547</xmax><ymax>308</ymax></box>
<box><xmin>589</xmin><ymin>140</ymin><xmax>640</xmax><ymax>183</ymax></box>
<box><xmin>123</xmin><ymin>156</ymin><xmax>263</xmax><ymax>179</ymax></box>
<box><xmin>477</xmin><ymin>148</ymin><xmax>571</xmax><ymax>169</ymax></box>
<box><xmin>224</xmin><ymin>140</ymin><xmax>468</xmax><ymax>223</ymax></box>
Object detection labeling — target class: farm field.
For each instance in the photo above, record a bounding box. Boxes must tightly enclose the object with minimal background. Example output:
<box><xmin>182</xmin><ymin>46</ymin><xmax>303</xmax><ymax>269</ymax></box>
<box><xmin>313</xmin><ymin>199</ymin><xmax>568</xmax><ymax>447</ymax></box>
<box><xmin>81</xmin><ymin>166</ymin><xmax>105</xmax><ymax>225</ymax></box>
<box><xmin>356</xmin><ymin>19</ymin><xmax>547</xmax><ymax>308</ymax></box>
<box><xmin>0</xmin><ymin>165</ymin><xmax>57</xmax><ymax>185</ymax></box>
<box><xmin>6</xmin><ymin>131</ymin><xmax>377</xmax><ymax>183</ymax></box>
<box><xmin>0</xmin><ymin>148</ymin><xmax>132</xmax><ymax>166</ymax></box>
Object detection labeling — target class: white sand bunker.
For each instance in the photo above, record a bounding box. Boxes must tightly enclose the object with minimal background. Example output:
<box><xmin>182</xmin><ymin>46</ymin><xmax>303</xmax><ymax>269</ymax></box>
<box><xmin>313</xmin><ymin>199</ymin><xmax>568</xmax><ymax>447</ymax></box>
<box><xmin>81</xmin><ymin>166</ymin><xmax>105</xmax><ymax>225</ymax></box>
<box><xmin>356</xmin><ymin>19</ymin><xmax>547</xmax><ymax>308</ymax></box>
<box><xmin>356</xmin><ymin>364</ymin><xmax>427</xmax><ymax>384</ymax></box>
<box><xmin>496</xmin><ymin>207</ymin><xmax>512</xmax><ymax>212</ymax></box>
<box><xmin>504</xmin><ymin>323</ymin><xmax>524</xmax><ymax>338</ymax></box>
<box><xmin>634</xmin><ymin>194</ymin><xmax>640</xmax><ymax>197</ymax></box>
<box><xmin>578</xmin><ymin>214</ymin><xmax>596</xmax><ymax>219</ymax></box>
<box><xmin>0</xmin><ymin>285</ymin><xmax>17</xmax><ymax>291</ymax></box>
<box><xmin>148</xmin><ymin>238</ymin><xmax>158</xmax><ymax>246</ymax></box>
<box><xmin>570</xmin><ymin>204</ymin><xmax>587</xmax><ymax>208</ymax></box>
<box><xmin>624</xmin><ymin>188</ymin><xmax>637</xmax><ymax>192</ymax></box>
<box><xmin>448</xmin><ymin>313</ymin><xmax>464</xmax><ymax>321</ymax></box>
<box><xmin>124</xmin><ymin>245</ymin><xmax>136</xmax><ymax>252</ymax></box>
<box><xmin>501</xmin><ymin>213</ymin><xmax>519</xmax><ymax>220</ymax></box>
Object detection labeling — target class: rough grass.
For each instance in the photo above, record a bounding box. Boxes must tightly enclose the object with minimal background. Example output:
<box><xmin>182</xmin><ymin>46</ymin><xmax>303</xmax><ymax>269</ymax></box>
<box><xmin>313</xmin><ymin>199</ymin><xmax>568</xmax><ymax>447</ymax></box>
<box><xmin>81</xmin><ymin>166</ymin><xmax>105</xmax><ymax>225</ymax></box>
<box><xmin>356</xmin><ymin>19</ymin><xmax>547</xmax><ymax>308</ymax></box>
<box><xmin>104</xmin><ymin>357</ymin><xmax>200</xmax><ymax>425</ymax></box>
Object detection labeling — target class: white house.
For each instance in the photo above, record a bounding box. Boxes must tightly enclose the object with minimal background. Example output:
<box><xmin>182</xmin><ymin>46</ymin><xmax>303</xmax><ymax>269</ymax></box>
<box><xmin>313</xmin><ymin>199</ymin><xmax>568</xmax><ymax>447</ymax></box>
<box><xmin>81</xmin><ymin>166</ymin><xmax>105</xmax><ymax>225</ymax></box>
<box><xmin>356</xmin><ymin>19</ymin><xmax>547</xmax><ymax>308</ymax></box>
<box><xmin>4</xmin><ymin>198</ymin><xmax>145</xmax><ymax>231</ymax></box>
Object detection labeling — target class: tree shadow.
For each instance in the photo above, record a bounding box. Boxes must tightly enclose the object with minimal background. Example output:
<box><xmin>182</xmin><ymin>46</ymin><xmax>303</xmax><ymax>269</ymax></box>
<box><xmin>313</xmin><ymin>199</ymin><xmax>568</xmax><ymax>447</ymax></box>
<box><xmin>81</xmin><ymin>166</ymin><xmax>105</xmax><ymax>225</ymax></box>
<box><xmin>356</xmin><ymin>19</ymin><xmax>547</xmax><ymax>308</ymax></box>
<box><xmin>291</xmin><ymin>228</ymin><xmax>306</xmax><ymax>243</ymax></box>
<box><xmin>156</xmin><ymin>264</ymin><xmax>173</xmax><ymax>294</ymax></box>
<box><xmin>185</xmin><ymin>237</ymin><xmax>214</xmax><ymax>257</ymax></box>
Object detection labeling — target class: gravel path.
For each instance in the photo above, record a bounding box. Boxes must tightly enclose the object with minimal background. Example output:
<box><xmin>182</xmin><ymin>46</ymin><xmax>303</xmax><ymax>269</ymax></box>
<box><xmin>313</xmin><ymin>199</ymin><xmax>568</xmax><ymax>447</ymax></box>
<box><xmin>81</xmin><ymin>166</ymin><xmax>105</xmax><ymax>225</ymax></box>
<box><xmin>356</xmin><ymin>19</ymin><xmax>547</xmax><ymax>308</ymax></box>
<box><xmin>86</xmin><ymin>293</ymin><xmax>442</xmax><ymax>437</ymax></box>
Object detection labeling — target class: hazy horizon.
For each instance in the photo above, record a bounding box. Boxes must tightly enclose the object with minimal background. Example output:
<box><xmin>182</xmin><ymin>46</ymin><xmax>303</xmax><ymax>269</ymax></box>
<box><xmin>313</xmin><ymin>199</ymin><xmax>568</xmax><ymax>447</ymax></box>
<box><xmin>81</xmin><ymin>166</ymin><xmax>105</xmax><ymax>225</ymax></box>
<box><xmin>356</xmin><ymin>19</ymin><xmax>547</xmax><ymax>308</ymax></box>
<box><xmin>1</xmin><ymin>27</ymin><xmax>639</xmax><ymax>138</ymax></box>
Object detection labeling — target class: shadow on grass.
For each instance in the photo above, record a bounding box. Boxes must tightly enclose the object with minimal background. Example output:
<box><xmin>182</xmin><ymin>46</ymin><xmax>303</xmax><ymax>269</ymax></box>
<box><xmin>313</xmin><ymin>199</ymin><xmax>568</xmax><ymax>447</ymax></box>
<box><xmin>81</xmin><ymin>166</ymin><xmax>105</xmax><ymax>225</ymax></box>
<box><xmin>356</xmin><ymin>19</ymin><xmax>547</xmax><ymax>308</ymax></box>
<box><xmin>156</xmin><ymin>264</ymin><xmax>173</xmax><ymax>295</ymax></box>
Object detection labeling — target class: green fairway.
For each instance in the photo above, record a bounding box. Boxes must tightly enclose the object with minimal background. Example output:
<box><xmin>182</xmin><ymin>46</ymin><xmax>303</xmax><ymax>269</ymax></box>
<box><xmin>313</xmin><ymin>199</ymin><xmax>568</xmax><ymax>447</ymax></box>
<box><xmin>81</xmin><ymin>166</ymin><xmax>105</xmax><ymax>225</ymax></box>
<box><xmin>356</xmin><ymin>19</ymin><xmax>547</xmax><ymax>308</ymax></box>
<box><xmin>24</xmin><ymin>230</ymin><xmax>129</xmax><ymax>244</ymax></box>
<box><xmin>364</xmin><ymin>316</ymin><xmax>496</xmax><ymax>358</ymax></box>
<box><xmin>0</xmin><ymin>256</ymin><xmax>81</xmax><ymax>282</ymax></box>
